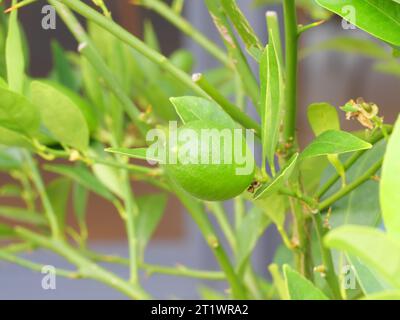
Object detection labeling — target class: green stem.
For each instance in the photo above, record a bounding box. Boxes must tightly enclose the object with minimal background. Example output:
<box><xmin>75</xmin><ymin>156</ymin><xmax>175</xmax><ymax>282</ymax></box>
<box><xmin>316</xmin><ymin>129</ymin><xmax>390</xmax><ymax>198</ymax></box>
<box><xmin>0</xmin><ymin>250</ymin><xmax>79</xmax><ymax>278</ymax></box>
<box><xmin>143</xmin><ymin>263</ymin><xmax>226</xmax><ymax>280</ymax></box>
<box><xmin>25</xmin><ymin>154</ymin><xmax>60</xmax><ymax>239</ymax></box>
<box><xmin>312</xmin><ymin>212</ymin><xmax>341</xmax><ymax>299</ymax></box>
<box><xmin>282</xmin><ymin>0</ymin><xmax>298</xmax><ymax>150</ymax></box>
<box><xmin>82</xmin><ymin>248</ymin><xmax>226</xmax><ymax>280</ymax></box>
<box><xmin>172</xmin><ymin>184</ymin><xmax>246</xmax><ymax>299</ymax></box>
<box><xmin>234</xmin><ymin>196</ymin><xmax>245</xmax><ymax>232</ymax></box>
<box><xmin>204</xmin><ymin>0</ymin><xmax>259</xmax><ymax>108</ymax></box>
<box><xmin>136</xmin><ymin>0</ymin><xmax>229</xmax><ymax>66</ymax></box>
<box><xmin>58</xmin><ymin>0</ymin><xmax>207</xmax><ymax>98</ymax></box>
<box><xmin>193</xmin><ymin>73</ymin><xmax>261</xmax><ymax>136</ymax></box>
<box><xmin>318</xmin><ymin>159</ymin><xmax>383</xmax><ymax>211</ymax></box>
<box><xmin>50</xmin><ymin>0</ymin><xmax>149</xmax><ymax>136</ymax></box>
<box><xmin>171</xmin><ymin>0</ymin><xmax>185</xmax><ymax>14</ymax></box>
<box><xmin>121</xmin><ymin>169</ymin><xmax>141</xmax><ymax>285</ymax></box>
<box><xmin>207</xmin><ymin>202</ymin><xmax>237</xmax><ymax>254</ymax></box>
<box><xmin>16</xmin><ymin>228</ymin><xmax>151</xmax><ymax>299</ymax></box>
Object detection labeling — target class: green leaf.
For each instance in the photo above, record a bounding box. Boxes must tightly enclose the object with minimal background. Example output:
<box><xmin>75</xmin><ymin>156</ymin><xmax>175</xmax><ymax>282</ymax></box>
<box><xmin>380</xmin><ymin>115</ymin><xmax>400</xmax><ymax>237</ymax></box>
<box><xmin>6</xmin><ymin>0</ymin><xmax>25</xmax><ymax>93</ymax></box>
<box><xmin>326</xmin><ymin>140</ymin><xmax>386</xmax><ymax>228</ymax></box>
<box><xmin>220</xmin><ymin>0</ymin><xmax>263</xmax><ymax>60</ymax></box>
<box><xmin>105</xmin><ymin>147</ymin><xmax>161</xmax><ymax>163</ymax></box>
<box><xmin>307</xmin><ymin>102</ymin><xmax>340</xmax><ymax>136</ymax></box>
<box><xmin>50</xmin><ymin>41</ymin><xmax>80</xmax><ymax>91</ymax></box>
<box><xmin>300</xmin><ymin>130</ymin><xmax>372</xmax><ymax>159</ymax></box>
<box><xmin>268</xmin><ymin>263</ymin><xmax>289</xmax><ymax>300</ymax></box>
<box><xmin>41</xmin><ymin>80</ymin><xmax>98</xmax><ymax>133</ymax></box>
<box><xmin>92</xmin><ymin>162</ymin><xmax>124</xmax><ymax>199</ymax></box>
<box><xmin>315</xmin><ymin>0</ymin><xmax>400</xmax><ymax>46</ymax></box>
<box><xmin>0</xmin><ymin>206</ymin><xmax>47</xmax><ymax>226</ymax></box>
<box><xmin>136</xmin><ymin>193</ymin><xmax>167</xmax><ymax>254</ymax></box>
<box><xmin>44</xmin><ymin>164</ymin><xmax>115</xmax><ymax>201</ymax></box>
<box><xmin>260</xmin><ymin>31</ymin><xmax>283</xmax><ymax>168</ymax></box>
<box><xmin>169</xmin><ymin>96</ymin><xmax>235</xmax><ymax>128</ymax></box>
<box><xmin>362</xmin><ymin>290</ymin><xmax>400</xmax><ymax>300</ymax></box>
<box><xmin>347</xmin><ymin>254</ymin><xmax>393</xmax><ymax>295</ymax></box>
<box><xmin>73</xmin><ymin>182</ymin><xmax>88</xmax><ymax>228</ymax></box>
<box><xmin>236</xmin><ymin>206</ymin><xmax>271</xmax><ymax>272</ymax></box>
<box><xmin>255</xmin><ymin>194</ymin><xmax>286</xmax><ymax>229</ymax></box>
<box><xmin>0</xmin><ymin>149</ymin><xmax>21</xmax><ymax>170</ymax></box>
<box><xmin>254</xmin><ymin>153</ymin><xmax>299</xmax><ymax>200</ymax></box>
<box><xmin>30</xmin><ymin>81</ymin><xmax>89</xmax><ymax>151</ymax></box>
<box><xmin>300</xmin><ymin>36</ymin><xmax>391</xmax><ymax>60</ymax></box>
<box><xmin>46</xmin><ymin>178</ymin><xmax>71</xmax><ymax>233</ymax></box>
<box><xmin>324</xmin><ymin>225</ymin><xmax>400</xmax><ymax>289</ymax></box>
<box><xmin>0</xmin><ymin>224</ymin><xmax>16</xmax><ymax>239</ymax></box>
<box><xmin>0</xmin><ymin>77</ymin><xmax>7</xmax><ymax>88</ymax></box>
<box><xmin>0</xmin><ymin>126</ymin><xmax>33</xmax><ymax>149</ymax></box>
<box><xmin>0</xmin><ymin>87</ymin><xmax>40</xmax><ymax>135</ymax></box>
<box><xmin>283</xmin><ymin>264</ymin><xmax>329</xmax><ymax>300</ymax></box>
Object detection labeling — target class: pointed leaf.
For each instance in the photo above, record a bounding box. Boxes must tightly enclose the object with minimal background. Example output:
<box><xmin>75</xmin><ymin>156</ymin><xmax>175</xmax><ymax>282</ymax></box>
<box><xmin>380</xmin><ymin>115</ymin><xmax>400</xmax><ymax>237</ymax></box>
<box><xmin>30</xmin><ymin>81</ymin><xmax>89</xmax><ymax>151</ymax></box>
<box><xmin>105</xmin><ymin>147</ymin><xmax>160</xmax><ymax>163</ymax></box>
<box><xmin>283</xmin><ymin>264</ymin><xmax>329</xmax><ymax>300</ymax></box>
<box><xmin>261</xmin><ymin>31</ymin><xmax>283</xmax><ymax>167</ymax></box>
<box><xmin>46</xmin><ymin>178</ymin><xmax>71</xmax><ymax>233</ymax></box>
<box><xmin>315</xmin><ymin>0</ymin><xmax>400</xmax><ymax>46</ymax></box>
<box><xmin>6</xmin><ymin>1</ymin><xmax>25</xmax><ymax>93</ymax></box>
<box><xmin>169</xmin><ymin>96</ymin><xmax>235</xmax><ymax>127</ymax></box>
<box><xmin>254</xmin><ymin>153</ymin><xmax>298</xmax><ymax>200</ymax></box>
<box><xmin>307</xmin><ymin>102</ymin><xmax>340</xmax><ymax>136</ymax></box>
<box><xmin>0</xmin><ymin>87</ymin><xmax>40</xmax><ymax>135</ymax></box>
<box><xmin>324</xmin><ymin>225</ymin><xmax>400</xmax><ymax>289</ymax></box>
<box><xmin>300</xmin><ymin>130</ymin><xmax>372</xmax><ymax>159</ymax></box>
<box><xmin>137</xmin><ymin>193</ymin><xmax>167</xmax><ymax>253</ymax></box>
<box><xmin>44</xmin><ymin>164</ymin><xmax>115</xmax><ymax>201</ymax></box>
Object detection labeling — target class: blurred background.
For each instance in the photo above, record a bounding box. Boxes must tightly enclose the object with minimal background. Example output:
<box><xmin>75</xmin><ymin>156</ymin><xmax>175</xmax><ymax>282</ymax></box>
<box><xmin>0</xmin><ymin>0</ymin><xmax>399</xmax><ymax>299</ymax></box>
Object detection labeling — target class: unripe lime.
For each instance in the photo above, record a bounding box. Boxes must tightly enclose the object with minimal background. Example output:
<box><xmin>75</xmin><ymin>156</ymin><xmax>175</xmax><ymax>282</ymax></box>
<box><xmin>164</xmin><ymin>120</ymin><xmax>255</xmax><ymax>201</ymax></box>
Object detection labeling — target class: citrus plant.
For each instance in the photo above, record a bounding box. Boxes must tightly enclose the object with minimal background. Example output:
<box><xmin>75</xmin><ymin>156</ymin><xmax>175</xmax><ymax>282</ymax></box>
<box><xmin>0</xmin><ymin>0</ymin><xmax>399</xmax><ymax>300</ymax></box>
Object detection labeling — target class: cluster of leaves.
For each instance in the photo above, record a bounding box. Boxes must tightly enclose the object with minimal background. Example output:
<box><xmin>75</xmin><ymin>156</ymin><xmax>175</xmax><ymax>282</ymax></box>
<box><xmin>0</xmin><ymin>0</ymin><xmax>399</xmax><ymax>300</ymax></box>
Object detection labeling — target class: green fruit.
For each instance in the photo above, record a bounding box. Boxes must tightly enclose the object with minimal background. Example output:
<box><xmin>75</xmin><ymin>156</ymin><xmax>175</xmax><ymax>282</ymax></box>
<box><xmin>165</xmin><ymin>120</ymin><xmax>255</xmax><ymax>201</ymax></box>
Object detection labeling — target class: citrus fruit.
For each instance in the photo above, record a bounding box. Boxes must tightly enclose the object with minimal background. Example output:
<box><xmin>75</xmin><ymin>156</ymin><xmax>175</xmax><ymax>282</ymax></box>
<box><xmin>164</xmin><ymin>120</ymin><xmax>255</xmax><ymax>201</ymax></box>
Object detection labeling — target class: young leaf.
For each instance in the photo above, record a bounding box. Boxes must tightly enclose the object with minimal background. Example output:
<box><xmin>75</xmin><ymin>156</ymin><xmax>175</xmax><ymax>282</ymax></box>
<box><xmin>220</xmin><ymin>0</ymin><xmax>263</xmax><ymax>60</ymax></box>
<box><xmin>105</xmin><ymin>147</ymin><xmax>161</xmax><ymax>163</ymax></box>
<box><xmin>347</xmin><ymin>254</ymin><xmax>393</xmax><ymax>295</ymax></box>
<box><xmin>236</xmin><ymin>206</ymin><xmax>271</xmax><ymax>272</ymax></box>
<box><xmin>0</xmin><ymin>87</ymin><xmax>40</xmax><ymax>135</ymax></box>
<box><xmin>50</xmin><ymin>41</ymin><xmax>80</xmax><ymax>91</ymax></box>
<box><xmin>260</xmin><ymin>31</ymin><xmax>283</xmax><ymax>170</ymax></box>
<box><xmin>0</xmin><ymin>126</ymin><xmax>33</xmax><ymax>149</ymax></box>
<box><xmin>254</xmin><ymin>153</ymin><xmax>298</xmax><ymax>200</ymax></box>
<box><xmin>30</xmin><ymin>81</ymin><xmax>89</xmax><ymax>151</ymax></box>
<box><xmin>44</xmin><ymin>164</ymin><xmax>115</xmax><ymax>201</ymax></box>
<box><xmin>283</xmin><ymin>264</ymin><xmax>329</xmax><ymax>300</ymax></box>
<box><xmin>324</xmin><ymin>225</ymin><xmax>400</xmax><ymax>289</ymax></box>
<box><xmin>46</xmin><ymin>178</ymin><xmax>71</xmax><ymax>233</ymax></box>
<box><xmin>0</xmin><ymin>149</ymin><xmax>21</xmax><ymax>170</ymax></box>
<box><xmin>0</xmin><ymin>206</ymin><xmax>47</xmax><ymax>226</ymax></box>
<box><xmin>268</xmin><ymin>263</ymin><xmax>289</xmax><ymax>300</ymax></box>
<box><xmin>92</xmin><ymin>163</ymin><xmax>124</xmax><ymax>199</ymax></box>
<box><xmin>300</xmin><ymin>130</ymin><xmax>372</xmax><ymax>159</ymax></box>
<box><xmin>307</xmin><ymin>102</ymin><xmax>340</xmax><ymax>136</ymax></box>
<box><xmin>380</xmin><ymin>115</ymin><xmax>400</xmax><ymax>237</ymax></box>
<box><xmin>315</xmin><ymin>0</ymin><xmax>400</xmax><ymax>46</ymax></box>
<box><xmin>73</xmin><ymin>182</ymin><xmax>88</xmax><ymax>230</ymax></box>
<box><xmin>362</xmin><ymin>290</ymin><xmax>400</xmax><ymax>300</ymax></box>
<box><xmin>136</xmin><ymin>193</ymin><xmax>167</xmax><ymax>254</ymax></box>
<box><xmin>169</xmin><ymin>96</ymin><xmax>235</xmax><ymax>128</ymax></box>
<box><xmin>6</xmin><ymin>0</ymin><xmax>25</xmax><ymax>93</ymax></box>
